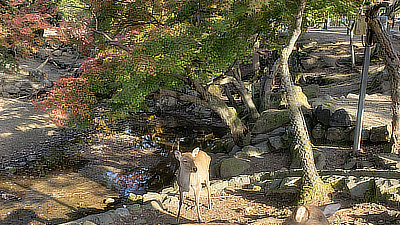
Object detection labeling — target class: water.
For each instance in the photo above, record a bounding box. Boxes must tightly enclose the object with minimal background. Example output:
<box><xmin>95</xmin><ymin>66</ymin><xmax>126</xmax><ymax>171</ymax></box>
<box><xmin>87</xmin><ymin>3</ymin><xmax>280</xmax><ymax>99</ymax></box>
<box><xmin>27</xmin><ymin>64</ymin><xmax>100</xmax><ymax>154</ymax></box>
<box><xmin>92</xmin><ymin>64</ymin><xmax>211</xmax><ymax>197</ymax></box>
<box><xmin>0</xmin><ymin>114</ymin><xmax>226</xmax><ymax>224</ymax></box>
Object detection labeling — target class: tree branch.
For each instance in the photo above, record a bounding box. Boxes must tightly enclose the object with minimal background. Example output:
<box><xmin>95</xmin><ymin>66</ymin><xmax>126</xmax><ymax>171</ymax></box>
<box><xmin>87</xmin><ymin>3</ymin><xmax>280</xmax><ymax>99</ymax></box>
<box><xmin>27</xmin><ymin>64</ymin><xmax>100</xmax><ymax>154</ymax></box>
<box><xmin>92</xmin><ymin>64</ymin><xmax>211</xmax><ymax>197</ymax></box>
<box><xmin>149</xmin><ymin>88</ymin><xmax>210</xmax><ymax>108</ymax></box>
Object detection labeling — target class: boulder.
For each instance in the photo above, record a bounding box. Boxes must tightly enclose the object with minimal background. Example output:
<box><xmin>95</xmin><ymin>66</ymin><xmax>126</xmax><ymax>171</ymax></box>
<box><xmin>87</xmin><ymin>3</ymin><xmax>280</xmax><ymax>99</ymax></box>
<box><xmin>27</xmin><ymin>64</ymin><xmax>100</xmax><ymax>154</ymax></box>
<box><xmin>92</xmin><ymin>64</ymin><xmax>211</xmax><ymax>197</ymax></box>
<box><xmin>314</xmin><ymin>105</ymin><xmax>333</xmax><ymax>126</ymax></box>
<box><xmin>326</xmin><ymin>127</ymin><xmax>346</xmax><ymax>142</ymax></box>
<box><xmin>252</xmin><ymin>109</ymin><xmax>290</xmax><ymax>134</ymax></box>
<box><xmin>143</xmin><ymin>192</ymin><xmax>163</xmax><ymax>203</ymax></box>
<box><xmin>269</xmin><ymin>127</ymin><xmax>287</xmax><ymax>136</ymax></box>
<box><xmin>268</xmin><ymin>136</ymin><xmax>283</xmax><ymax>151</ymax></box>
<box><xmin>376</xmin><ymin>153</ymin><xmax>400</xmax><ymax>169</ymax></box>
<box><xmin>330</xmin><ymin>109</ymin><xmax>352</xmax><ymax>127</ymax></box>
<box><xmin>219</xmin><ymin>158</ymin><xmax>250</xmax><ymax>179</ymax></box>
<box><xmin>370</xmin><ymin>125</ymin><xmax>391</xmax><ymax>142</ymax></box>
<box><xmin>236</xmin><ymin>145</ymin><xmax>264</xmax><ymax>157</ymax></box>
<box><xmin>375</xmin><ymin>178</ymin><xmax>400</xmax><ymax>194</ymax></box>
<box><xmin>280</xmin><ymin>177</ymin><xmax>301</xmax><ymax>189</ymax></box>
<box><xmin>312</xmin><ymin>123</ymin><xmax>325</xmax><ymax>141</ymax></box>
<box><xmin>345</xmin><ymin>176</ymin><xmax>373</xmax><ymax>198</ymax></box>
<box><xmin>254</xmin><ymin>141</ymin><xmax>270</xmax><ymax>153</ymax></box>
<box><xmin>302</xmin><ymin>84</ymin><xmax>320</xmax><ymax>99</ymax></box>
<box><xmin>252</xmin><ymin>133</ymin><xmax>269</xmax><ymax>144</ymax></box>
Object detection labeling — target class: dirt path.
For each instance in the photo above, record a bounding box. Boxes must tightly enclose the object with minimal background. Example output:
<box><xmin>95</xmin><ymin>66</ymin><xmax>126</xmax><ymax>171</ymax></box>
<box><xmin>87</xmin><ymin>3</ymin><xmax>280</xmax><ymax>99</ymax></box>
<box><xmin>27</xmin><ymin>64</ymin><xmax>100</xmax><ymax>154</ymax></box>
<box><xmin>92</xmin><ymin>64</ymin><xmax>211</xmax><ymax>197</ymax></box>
<box><xmin>0</xmin><ymin>28</ymin><xmax>399</xmax><ymax>225</ymax></box>
<box><xmin>0</xmin><ymin>88</ymin><xmax>57</xmax><ymax>170</ymax></box>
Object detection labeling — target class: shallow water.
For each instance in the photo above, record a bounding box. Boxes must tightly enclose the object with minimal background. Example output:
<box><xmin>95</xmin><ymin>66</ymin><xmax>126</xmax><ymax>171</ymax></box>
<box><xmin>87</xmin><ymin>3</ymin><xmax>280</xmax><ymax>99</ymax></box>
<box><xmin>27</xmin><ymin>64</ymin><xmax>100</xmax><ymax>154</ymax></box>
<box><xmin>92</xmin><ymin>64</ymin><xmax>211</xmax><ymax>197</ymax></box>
<box><xmin>0</xmin><ymin>114</ymin><xmax>225</xmax><ymax>224</ymax></box>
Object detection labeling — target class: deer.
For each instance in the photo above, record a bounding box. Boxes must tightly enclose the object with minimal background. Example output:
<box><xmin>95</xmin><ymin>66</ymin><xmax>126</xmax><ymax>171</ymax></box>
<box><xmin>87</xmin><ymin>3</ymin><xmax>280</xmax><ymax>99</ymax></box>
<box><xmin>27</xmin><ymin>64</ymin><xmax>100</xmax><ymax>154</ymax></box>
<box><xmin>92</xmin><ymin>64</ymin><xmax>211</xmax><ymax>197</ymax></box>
<box><xmin>284</xmin><ymin>203</ymin><xmax>340</xmax><ymax>225</ymax></box>
<box><xmin>174</xmin><ymin>147</ymin><xmax>211</xmax><ymax>223</ymax></box>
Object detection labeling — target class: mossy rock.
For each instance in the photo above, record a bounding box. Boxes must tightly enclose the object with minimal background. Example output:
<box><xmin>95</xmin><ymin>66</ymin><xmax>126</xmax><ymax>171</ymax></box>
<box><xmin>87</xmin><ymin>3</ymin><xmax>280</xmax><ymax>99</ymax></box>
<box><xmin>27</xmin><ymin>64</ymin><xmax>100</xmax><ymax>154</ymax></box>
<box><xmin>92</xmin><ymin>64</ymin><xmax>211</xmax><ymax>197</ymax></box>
<box><xmin>252</xmin><ymin>109</ymin><xmax>290</xmax><ymax>134</ymax></box>
<box><xmin>302</xmin><ymin>84</ymin><xmax>320</xmax><ymax>100</ymax></box>
<box><xmin>219</xmin><ymin>158</ymin><xmax>250</xmax><ymax>179</ymax></box>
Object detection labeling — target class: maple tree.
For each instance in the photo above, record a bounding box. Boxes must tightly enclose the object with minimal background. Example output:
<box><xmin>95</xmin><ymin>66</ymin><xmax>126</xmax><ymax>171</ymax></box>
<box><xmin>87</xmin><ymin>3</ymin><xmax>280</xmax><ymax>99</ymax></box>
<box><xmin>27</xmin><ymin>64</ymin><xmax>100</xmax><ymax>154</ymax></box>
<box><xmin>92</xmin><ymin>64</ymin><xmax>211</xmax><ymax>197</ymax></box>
<box><xmin>0</xmin><ymin>0</ymin><xmax>59</xmax><ymax>70</ymax></box>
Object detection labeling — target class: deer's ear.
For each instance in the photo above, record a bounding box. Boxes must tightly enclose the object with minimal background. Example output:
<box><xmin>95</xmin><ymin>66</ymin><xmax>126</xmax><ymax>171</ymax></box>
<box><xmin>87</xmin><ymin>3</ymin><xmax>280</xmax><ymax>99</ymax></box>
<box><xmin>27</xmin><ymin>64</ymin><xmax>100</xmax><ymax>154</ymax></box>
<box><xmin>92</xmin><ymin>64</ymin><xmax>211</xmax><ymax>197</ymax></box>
<box><xmin>192</xmin><ymin>147</ymin><xmax>200</xmax><ymax>157</ymax></box>
<box><xmin>174</xmin><ymin>151</ymin><xmax>182</xmax><ymax>160</ymax></box>
<box><xmin>294</xmin><ymin>206</ymin><xmax>309</xmax><ymax>222</ymax></box>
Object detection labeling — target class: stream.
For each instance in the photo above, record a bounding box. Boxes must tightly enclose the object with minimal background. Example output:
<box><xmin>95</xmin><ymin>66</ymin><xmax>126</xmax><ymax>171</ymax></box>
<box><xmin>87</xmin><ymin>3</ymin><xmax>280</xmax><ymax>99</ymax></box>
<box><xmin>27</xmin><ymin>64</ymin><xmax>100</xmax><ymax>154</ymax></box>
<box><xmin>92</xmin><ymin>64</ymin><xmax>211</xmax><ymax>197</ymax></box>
<box><xmin>0</xmin><ymin>113</ymin><xmax>227</xmax><ymax>224</ymax></box>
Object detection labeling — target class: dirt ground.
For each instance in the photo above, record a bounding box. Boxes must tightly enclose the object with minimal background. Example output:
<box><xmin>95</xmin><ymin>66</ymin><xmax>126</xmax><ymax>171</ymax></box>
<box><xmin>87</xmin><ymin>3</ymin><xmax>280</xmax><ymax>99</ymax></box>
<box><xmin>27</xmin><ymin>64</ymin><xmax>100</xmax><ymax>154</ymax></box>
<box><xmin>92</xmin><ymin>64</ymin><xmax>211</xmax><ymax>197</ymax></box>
<box><xmin>1</xmin><ymin>27</ymin><xmax>400</xmax><ymax>225</ymax></box>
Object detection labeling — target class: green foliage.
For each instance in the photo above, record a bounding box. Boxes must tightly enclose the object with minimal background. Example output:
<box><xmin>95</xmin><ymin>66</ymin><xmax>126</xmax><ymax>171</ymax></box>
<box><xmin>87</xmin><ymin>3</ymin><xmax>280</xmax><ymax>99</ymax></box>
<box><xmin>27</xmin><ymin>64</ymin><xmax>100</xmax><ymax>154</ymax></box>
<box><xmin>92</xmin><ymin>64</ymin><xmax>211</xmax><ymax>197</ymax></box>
<box><xmin>305</xmin><ymin>0</ymin><xmax>363</xmax><ymax>27</ymax></box>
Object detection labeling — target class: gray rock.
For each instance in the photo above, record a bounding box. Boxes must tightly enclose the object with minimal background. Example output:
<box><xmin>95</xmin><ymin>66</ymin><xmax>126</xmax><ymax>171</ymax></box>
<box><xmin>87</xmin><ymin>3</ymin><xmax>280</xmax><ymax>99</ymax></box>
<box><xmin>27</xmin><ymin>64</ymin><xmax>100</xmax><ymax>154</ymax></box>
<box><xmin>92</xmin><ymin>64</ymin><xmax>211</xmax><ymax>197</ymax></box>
<box><xmin>265</xmin><ymin>179</ymin><xmax>282</xmax><ymax>190</ymax></box>
<box><xmin>344</xmin><ymin>158</ymin><xmax>357</xmax><ymax>170</ymax></box>
<box><xmin>280</xmin><ymin>177</ymin><xmax>301</xmax><ymax>188</ymax></box>
<box><xmin>370</xmin><ymin>125</ymin><xmax>391</xmax><ymax>142</ymax></box>
<box><xmin>252</xmin><ymin>109</ymin><xmax>290</xmax><ymax>134</ymax></box>
<box><xmin>302</xmin><ymin>84</ymin><xmax>320</xmax><ymax>99</ymax></box>
<box><xmin>312</xmin><ymin>123</ymin><xmax>325</xmax><ymax>140</ymax></box>
<box><xmin>219</xmin><ymin>158</ymin><xmax>250</xmax><ymax>178</ymax></box>
<box><xmin>210</xmin><ymin>180</ymin><xmax>230</xmax><ymax>191</ymax></box>
<box><xmin>346</xmin><ymin>176</ymin><xmax>373</xmax><ymax>198</ymax></box>
<box><xmin>254</xmin><ymin>141</ymin><xmax>270</xmax><ymax>153</ymax></box>
<box><xmin>143</xmin><ymin>192</ymin><xmax>162</xmax><ymax>203</ymax></box>
<box><xmin>252</xmin><ymin>133</ymin><xmax>269</xmax><ymax>144</ymax></box>
<box><xmin>269</xmin><ymin>136</ymin><xmax>283</xmax><ymax>151</ymax></box>
<box><xmin>313</xmin><ymin>149</ymin><xmax>326</xmax><ymax>170</ymax></box>
<box><xmin>115</xmin><ymin>208</ymin><xmax>131</xmax><ymax>217</ymax></box>
<box><xmin>269</xmin><ymin>127</ymin><xmax>287</xmax><ymax>136</ymax></box>
<box><xmin>104</xmin><ymin>198</ymin><xmax>115</xmax><ymax>204</ymax></box>
<box><xmin>53</xmin><ymin>50</ymin><xmax>63</xmax><ymax>57</ymax></box>
<box><xmin>134</xmin><ymin>218</ymin><xmax>147</xmax><ymax>224</ymax></box>
<box><xmin>376</xmin><ymin>153</ymin><xmax>400</xmax><ymax>170</ymax></box>
<box><xmin>330</xmin><ymin>109</ymin><xmax>352</xmax><ymax>127</ymax></box>
<box><xmin>314</xmin><ymin>105</ymin><xmax>333</xmax><ymax>126</ymax></box>
<box><xmin>128</xmin><ymin>193</ymin><xmax>143</xmax><ymax>203</ymax></box>
<box><xmin>228</xmin><ymin>175</ymin><xmax>251</xmax><ymax>187</ymax></box>
<box><xmin>322</xmin><ymin>175</ymin><xmax>345</xmax><ymax>185</ymax></box>
<box><xmin>326</xmin><ymin>127</ymin><xmax>346</xmax><ymax>141</ymax></box>
<box><xmin>375</xmin><ymin>178</ymin><xmax>400</xmax><ymax>194</ymax></box>
<box><xmin>229</xmin><ymin>145</ymin><xmax>242</xmax><ymax>156</ymax></box>
<box><xmin>126</xmin><ymin>204</ymin><xmax>142</xmax><ymax>213</ymax></box>
<box><xmin>83</xmin><ymin>221</ymin><xmax>97</xmax><ymax>225</ymax></box>
<box><xmin>237</xmin><ymin>145</ymin><xmax>264</xmax><ymax>157</ymax></box>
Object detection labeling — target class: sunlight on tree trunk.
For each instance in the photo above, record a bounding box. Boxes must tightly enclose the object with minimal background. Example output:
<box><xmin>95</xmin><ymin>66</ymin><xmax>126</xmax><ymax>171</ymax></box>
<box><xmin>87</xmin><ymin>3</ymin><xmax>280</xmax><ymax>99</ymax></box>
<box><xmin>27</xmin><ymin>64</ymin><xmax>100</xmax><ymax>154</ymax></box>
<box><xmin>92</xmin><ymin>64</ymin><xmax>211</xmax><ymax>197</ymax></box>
<box><xmin>366</xmin><ymin>3</ymin><xmax>400</xmax><ymax>154</ymax></box>
<box><xmin>278</xmin><ymin>0</ymin><xmax>330</xmax><ymax>203</ymax></box>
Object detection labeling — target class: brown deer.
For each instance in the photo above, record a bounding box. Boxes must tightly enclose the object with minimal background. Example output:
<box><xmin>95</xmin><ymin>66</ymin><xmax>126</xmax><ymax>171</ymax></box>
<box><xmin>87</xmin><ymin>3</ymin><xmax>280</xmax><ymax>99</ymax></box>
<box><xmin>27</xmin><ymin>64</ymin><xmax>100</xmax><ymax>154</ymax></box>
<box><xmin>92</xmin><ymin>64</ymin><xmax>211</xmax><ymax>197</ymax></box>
<box><xmin>174</xmin><ymin>147</ymin><xmax>211</xmax><ymax>223</ymax></box>
<box><xmin>284</xmin><ymin>204</ymin><xmax>330</xmax><ymax>225</ymax></box>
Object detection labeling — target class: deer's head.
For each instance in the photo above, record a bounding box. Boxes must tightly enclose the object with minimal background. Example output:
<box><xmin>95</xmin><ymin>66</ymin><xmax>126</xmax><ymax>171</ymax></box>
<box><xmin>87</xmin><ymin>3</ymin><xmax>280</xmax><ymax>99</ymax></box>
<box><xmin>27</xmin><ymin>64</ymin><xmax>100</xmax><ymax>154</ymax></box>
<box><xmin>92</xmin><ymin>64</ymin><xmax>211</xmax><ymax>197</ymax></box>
<box><xmin>174</xmin><ymin>147</ymin><xmax>200</xmax><ymax>173</ymax></box>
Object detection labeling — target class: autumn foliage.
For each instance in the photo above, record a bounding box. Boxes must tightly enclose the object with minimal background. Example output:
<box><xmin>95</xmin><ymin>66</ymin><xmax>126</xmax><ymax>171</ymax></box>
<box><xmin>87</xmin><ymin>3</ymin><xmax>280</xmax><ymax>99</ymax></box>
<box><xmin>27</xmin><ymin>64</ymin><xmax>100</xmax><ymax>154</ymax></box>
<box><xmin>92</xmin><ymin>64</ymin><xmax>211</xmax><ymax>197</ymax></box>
<box><xmin>34</xmin><ymin>77</ymin><xmax>97</xmax><ymax>126</ymax></box>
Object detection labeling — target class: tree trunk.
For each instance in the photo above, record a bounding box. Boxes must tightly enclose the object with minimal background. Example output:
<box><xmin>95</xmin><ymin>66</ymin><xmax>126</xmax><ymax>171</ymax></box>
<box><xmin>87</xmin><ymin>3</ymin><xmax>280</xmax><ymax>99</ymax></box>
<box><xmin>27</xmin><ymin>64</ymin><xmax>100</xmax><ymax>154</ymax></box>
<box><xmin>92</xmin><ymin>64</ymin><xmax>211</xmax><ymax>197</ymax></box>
<box><xmin>152</xmin><ymin>79</ymin><xmax>248</xmax><ymax>146</ymax></box>
<box><xmin>232</xmin><ymin>67</ymin><xmax>260</xmax><ymax>120</ymax></box>
<box><xmin>278</xmin><ymin>0</ymin><xmax>325</xmax><ymax>191</ymax></box>
<box><xmin>260</xmin><ymin>58</ymin><xmax>279</xmax><ymax>111</ymax></box>
<box><xmin>366</xmin><ymin>4</ymin><xmax>400</xmax><ymax>154</ymax></box>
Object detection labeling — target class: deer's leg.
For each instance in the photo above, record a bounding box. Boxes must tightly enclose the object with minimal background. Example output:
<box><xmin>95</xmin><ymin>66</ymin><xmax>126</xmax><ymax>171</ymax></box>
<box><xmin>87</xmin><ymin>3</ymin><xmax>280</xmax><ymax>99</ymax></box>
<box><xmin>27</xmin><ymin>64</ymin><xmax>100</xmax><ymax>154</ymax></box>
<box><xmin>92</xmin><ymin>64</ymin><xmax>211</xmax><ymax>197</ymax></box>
<box><xmin>177</xmin><ymin>190</ymin><xmax>184</xmax><ymax>223</ymax></box>
<box><xmin>193</xmin><ymin>185</ymin><xmax>202</xmax><ymax>223</ymax></box>
<box><xmin>206</xmin><ymin>179</ymin><xmax>211</xmax><ymax>209</ymax></box>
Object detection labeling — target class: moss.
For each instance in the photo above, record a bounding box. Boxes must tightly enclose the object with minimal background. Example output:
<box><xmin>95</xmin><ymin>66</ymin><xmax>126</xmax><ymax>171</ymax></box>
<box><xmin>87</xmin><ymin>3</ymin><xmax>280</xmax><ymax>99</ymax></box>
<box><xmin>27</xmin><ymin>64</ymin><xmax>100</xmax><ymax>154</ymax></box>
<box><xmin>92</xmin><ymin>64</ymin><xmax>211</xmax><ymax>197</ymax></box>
<box><xmin>382</xmin><ymin>143</ymin><xmax>392</xmax><ymax>153</ymax></box>
<box><xmin>330</xmin><ymin>177</ymin><xmax>346</xmax><ymax>191</ymax></box>
<box><xmin>298</xmin><ymin>182</ymin><xmax>334</xmax><ymax>205</ymax></box>
<box><xmin>364</xmin><ymin>179</ymin><xmax>379</xmax><ymax>203</ymax></box>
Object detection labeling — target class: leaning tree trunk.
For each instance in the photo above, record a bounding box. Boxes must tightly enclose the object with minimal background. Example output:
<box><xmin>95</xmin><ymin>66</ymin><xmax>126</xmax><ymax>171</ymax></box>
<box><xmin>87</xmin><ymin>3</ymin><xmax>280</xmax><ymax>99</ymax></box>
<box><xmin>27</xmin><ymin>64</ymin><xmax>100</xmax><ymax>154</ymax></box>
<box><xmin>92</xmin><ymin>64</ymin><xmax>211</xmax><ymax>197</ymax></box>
<box><xmin>152</xmin><ymin>74</ymin><xmax>248</xmax><ymax>146</ymax></box>
<box><xmin>366</xmin><ymin>4</ymin><xmax>400</xmax><ymax>154</ymax></box>
<box><xmin>231</xmin><ymin>67</ymin><xmax>260</xmax><ymax>120</ymax></box>
<box><xmin>278</xmin><ymin>0</ymin><xmax>329</xmax><ymax>203</ymax></box>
